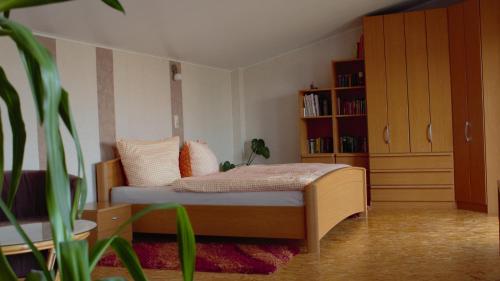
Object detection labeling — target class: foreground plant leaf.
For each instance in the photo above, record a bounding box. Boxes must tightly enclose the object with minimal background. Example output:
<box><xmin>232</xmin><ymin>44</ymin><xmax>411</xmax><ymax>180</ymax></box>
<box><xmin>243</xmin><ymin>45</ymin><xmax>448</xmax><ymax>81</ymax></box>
<box><xmin>60</xmin><ymin>240</ymin><xmax>91</xmax><ymax>281</ymax></box>
<box><xmin>59</xmin><ymin>89</ymin><xmax>87</xmax><ymax>221</ymax></box>
<box><xmin>0</xmin><ymin>67</ymin><xmax>27</xmax><ymax>208</ymax></box>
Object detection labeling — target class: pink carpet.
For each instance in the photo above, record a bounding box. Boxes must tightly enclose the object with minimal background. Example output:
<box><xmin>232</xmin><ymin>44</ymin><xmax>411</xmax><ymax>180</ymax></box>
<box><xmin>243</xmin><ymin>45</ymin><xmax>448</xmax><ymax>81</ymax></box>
<box><xmin>98</xmin><ymin>235</ymin><xmax>300</xmax><ymax>274</ymax></box>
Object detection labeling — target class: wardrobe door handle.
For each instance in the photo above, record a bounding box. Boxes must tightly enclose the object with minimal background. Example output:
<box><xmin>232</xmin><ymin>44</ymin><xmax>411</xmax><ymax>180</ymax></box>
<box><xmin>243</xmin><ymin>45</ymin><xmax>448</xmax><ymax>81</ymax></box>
<box><xmin>465</xmin><ymin>121</ymin><xmax>472</xmax><ymax>143</ymax></box>
<box><xmin>427</xmin><ymin>123</ymin><xmax>433</xmax><ymax>143</ymax></box>
<box><xmin>384</xmin><ymin>125</ymin><xmax>391</xmax><ymax>144</ymax></box>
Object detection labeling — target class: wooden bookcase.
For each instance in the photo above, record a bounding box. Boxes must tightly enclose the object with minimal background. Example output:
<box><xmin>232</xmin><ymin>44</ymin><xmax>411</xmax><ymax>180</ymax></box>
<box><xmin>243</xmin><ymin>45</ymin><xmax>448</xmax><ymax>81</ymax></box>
<box><xmin>299</xmin><ymin>59</ymin><xmax>370</xmax><ymax>200</ymax></box>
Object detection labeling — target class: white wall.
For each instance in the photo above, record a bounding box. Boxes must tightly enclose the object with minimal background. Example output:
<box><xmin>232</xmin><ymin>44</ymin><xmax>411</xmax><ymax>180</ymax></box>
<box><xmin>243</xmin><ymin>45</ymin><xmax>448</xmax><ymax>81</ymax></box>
<box><xmin>0</xmin><ymin>38</ymin><xmax>40</xmax><ymax>170</ymax></box>
<box><xmin>239</xmin><ymin>27</ymin><xmax>362</xmax><ymax>164</ymax></box>
<box><xmin>182</xmin><ymin>62</ymin><xmax>234</xmax><ymax>163</ymax></box>
<box><xmin>57</xmin><ymin>40</ymin><xmax>101</xmax><ymax>202</ymax></box>
<box><xmin>113</xmin><ymin>51</ymin><xmax>172</xmax><ymax>140</ymax></box>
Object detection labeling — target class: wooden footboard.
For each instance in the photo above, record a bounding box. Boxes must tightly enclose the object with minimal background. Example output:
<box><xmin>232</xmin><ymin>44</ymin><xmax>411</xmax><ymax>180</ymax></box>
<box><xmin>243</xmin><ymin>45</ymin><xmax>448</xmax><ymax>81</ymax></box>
<box><xmin>95</xmin><ymin>159</ymin><xmax>367</xmax><ymax>253</ymax></box>
<box><xmin>304</xmin><ymin>167</ymin><xmax>367</xmax><ymax>253</ymax></box>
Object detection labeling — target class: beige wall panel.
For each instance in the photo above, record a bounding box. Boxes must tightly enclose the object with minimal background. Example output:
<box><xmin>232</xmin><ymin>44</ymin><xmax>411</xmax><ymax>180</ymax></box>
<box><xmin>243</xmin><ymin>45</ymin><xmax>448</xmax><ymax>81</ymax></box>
<box><xmin>113</xmin><ymin>51</ymin><xmax>172</xmax><ymax>140</ymax></box>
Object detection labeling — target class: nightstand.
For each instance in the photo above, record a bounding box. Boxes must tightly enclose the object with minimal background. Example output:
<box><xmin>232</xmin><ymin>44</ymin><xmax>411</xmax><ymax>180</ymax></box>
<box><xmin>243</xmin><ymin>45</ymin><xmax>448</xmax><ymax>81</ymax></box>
<box><xmin>82</xmin><ymin>202</ymin><xmax>132</xmax><ymax>249</ymax></box>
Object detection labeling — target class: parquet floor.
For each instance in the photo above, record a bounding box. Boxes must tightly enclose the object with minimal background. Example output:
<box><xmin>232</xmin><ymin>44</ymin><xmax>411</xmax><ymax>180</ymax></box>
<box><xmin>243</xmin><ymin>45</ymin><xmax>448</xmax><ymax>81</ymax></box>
<box><xmin>93</xmin><ymin>207</ymin><xmax>500</xmax><ymax>281</ymax></box>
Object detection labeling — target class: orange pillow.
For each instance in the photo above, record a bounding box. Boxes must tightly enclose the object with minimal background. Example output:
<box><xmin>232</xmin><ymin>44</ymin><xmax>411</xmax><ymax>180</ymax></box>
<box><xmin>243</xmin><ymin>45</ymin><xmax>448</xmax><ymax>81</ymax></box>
<box><xmin>179</xmin><ymin>143</ymin><xmax>192</xmax><ymax>177</ymax></box>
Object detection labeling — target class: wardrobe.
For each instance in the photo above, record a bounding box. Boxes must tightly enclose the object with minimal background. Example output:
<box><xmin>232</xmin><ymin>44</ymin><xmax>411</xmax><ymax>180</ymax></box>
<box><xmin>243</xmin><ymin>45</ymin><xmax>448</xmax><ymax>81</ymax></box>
<box><xmin>363</xmin><ymin>0</ymin><xmax>500</xmax><ymax>213</ymax></box>
<box><xmin>448</xmin><ymin>0</ymin><xmax>499</xmax><ymax>213</ymax></box>
<box><xmin>364</xmin><ymin>8</ymin><xmax>455</xmax><ymax>205</ymax></box>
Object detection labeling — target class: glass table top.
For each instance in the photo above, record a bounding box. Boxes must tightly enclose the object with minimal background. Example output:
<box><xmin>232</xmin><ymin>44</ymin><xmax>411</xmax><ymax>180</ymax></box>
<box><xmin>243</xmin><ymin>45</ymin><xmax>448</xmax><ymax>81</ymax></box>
<box><xmin>0</xmin><ymin>220</ymin><xmax>96</xmax><ymax>247</ymax></box>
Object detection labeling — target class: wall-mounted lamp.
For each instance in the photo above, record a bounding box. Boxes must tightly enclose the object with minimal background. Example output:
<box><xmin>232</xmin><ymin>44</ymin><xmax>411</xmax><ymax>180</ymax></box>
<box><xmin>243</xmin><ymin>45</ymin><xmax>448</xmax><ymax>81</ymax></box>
<box><xmin>171</xmin><ymin>64</ymin><xmax>182</xmax><ymax>81</ymax></box>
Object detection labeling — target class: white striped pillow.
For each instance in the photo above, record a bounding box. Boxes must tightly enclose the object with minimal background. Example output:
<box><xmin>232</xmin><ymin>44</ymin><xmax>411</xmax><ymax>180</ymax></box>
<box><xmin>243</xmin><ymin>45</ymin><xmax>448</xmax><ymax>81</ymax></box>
<box><xmin>117</xmin><ymin>137</ymin><xmax>181</xmax><ymax>187</ymax></box>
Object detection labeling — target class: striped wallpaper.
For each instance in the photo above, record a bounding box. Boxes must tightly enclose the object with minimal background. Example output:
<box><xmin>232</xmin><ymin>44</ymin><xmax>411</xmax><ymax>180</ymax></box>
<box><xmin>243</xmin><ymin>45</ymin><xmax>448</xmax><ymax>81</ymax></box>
<box><xmin>0</xmin><ymin>35</ymin><xmax>234</xmax><ymax>202</ymax></box>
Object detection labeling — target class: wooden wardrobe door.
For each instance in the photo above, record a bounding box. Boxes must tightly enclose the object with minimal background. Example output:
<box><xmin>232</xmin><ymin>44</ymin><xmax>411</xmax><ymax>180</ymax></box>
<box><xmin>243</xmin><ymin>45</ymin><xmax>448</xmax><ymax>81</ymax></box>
<box><xmin>426</xmin><ymin>8</ymin><xmax>453</xmax><ymax>152</ymax></box>
<box><xmin>448</xmin><ymin>3</ymin><xmax>472</xmax><ymax>205</ymax></box>
<box><xmin>405</xmin><ymin>11</ymin><xmax>431</xmax><ymax>153</ymax></box>
<box><xmin>383</xmin><ymin>14</ymin><xmax>410</xmax><ymax>153</ymax></box>
<box><xmin>364</xmin><ymin>16</ymin><xmax>389</xmax><ymax>154</ymax></box>
<box><xmin>464</xmin><ymin>0</ymin><xmax>487</xmax><ymax>207</ymax></box>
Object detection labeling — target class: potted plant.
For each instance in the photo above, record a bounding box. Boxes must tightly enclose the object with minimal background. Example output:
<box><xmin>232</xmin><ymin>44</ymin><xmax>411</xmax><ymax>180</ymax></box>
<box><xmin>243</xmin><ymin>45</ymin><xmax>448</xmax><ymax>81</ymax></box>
<box><xmin>0</xmin><ymin>1</ymin><xmax>195</xmax><ymax>280</ymax></box>
<box><xmin>220</xmin><ymin>138</ymin><xmax>270</xmax><ymax>171</ymax></box>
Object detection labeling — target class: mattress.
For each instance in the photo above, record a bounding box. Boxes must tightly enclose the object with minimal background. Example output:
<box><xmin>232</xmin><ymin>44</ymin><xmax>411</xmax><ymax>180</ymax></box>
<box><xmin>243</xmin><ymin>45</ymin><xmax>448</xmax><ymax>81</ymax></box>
<box><xmin>111</xmin><ymin>186</ymin><xmax>304</xmax><ymax>207</ymax></box>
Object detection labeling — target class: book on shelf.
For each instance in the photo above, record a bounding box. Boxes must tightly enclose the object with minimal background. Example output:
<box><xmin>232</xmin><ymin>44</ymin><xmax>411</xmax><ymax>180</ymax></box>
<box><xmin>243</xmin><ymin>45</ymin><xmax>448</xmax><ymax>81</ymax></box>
<box><xmin>336</xmin><ymin>72</ymin><xmax>365</xmax><ymax>87</ymax></box>
<box><xmin>337</xmin><ymin>98</ymin><xmax>366</xmax><ymax>115</ymax></box>
<box><xmin>307</xmin><ymin>137</ymin><xmax>333</xmax><ymax>154</ymax></box>
<box><xmin>303</xmin><ymin>93</ymin><xmax>331</xmax><ymax>117</ymax></box>
<box><xmin>339</xmin><ymin>136</ymin><xmax>368</xmax><ymax>153</ymax></box>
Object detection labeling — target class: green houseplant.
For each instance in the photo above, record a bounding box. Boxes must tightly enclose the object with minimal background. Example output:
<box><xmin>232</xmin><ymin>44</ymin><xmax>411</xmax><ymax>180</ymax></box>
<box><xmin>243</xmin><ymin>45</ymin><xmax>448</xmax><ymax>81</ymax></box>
<box><xmin>0</xmin><ymin>1</ymin><xmax>196</xmax><ymax>280</ymax></box>
<box><xmin>220</xmin><ymin>138</ymin><xmax>270</xmax><ymax>172</ymax></box>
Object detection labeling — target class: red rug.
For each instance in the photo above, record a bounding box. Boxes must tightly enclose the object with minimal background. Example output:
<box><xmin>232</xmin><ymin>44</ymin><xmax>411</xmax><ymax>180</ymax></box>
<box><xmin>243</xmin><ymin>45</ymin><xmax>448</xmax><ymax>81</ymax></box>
<box><xmin>98</xmin><ymin>235</ymin><xmax>300</xmax><ymax>274</ymax></box>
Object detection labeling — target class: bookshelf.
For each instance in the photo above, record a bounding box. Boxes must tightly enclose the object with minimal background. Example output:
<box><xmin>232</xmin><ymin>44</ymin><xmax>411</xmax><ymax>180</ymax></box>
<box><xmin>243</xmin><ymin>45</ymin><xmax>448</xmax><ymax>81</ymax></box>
<box><xmin>298</xmin><ymin>59</ymin><xmax>370</xmax><ymax>192</ymax></box>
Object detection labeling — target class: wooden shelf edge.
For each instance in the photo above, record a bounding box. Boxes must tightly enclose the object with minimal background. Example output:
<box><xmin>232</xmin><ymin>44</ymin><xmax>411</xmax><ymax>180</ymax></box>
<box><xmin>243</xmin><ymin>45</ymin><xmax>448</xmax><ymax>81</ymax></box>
<box><xmin>336</xmin><ymin>153</ymin><xmax>369</xmax><ymax>157</ymax></box>
<box><xmin>301</xmin><ymin>115</ymin><xmax>333</xmax><ymax>119</ymax></box>
<box><xmin>334</xmin><ymin>86</ymin><xmax>365</xmax><ymax>90</ymax></box>
<box><xmin>332</xmin><ymin>58</ymin><xmax>364</xmax><ymax>64</ymax></box>
<box><xmin>301</xmin><ymin>154</ymin><xmax>334</xmax><ymax>158</ymax></box>
<box><xmin>300</xmin><ymin>88</ymin><xmax>332</xmax><ymax>93</ymax></box>
<box><xmin>336</xmin><ymin>114</ymin><xmax>367</xmax><ymax>118</ymax></box>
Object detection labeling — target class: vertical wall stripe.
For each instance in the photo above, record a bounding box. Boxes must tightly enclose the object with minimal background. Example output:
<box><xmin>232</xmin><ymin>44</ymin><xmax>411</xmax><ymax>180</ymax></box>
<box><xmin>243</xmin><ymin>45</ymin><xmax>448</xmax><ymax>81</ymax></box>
<box><xmin>96</xmin><ymin>47</ymin><xmax>117</xmax><ymax>161</ymax></box>
<box><xmin>170</xmin><ymin>61</ymin><xmax>184</xmax><ymax>143</ymax></box>
<box><xmin>35</xmin><ymin>36</ymin><xmax>56</xmax><ymax>170</ymax></box>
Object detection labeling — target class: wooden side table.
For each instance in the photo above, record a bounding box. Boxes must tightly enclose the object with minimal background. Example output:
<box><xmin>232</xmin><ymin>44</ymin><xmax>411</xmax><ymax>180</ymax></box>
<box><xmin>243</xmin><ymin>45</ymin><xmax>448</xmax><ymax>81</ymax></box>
<box><xmin>82</xmin><ymin>202</ymin><xmax>132</xmax><ymax>249</ymax></box>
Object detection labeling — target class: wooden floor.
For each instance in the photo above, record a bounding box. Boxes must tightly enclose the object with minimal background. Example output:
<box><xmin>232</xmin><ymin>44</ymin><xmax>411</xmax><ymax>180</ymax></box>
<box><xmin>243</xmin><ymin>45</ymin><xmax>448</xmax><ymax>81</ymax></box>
<box><xmin>92</xmin><ymin>207</ymin><xmax>500</xmax><ymax>281</ymax></box>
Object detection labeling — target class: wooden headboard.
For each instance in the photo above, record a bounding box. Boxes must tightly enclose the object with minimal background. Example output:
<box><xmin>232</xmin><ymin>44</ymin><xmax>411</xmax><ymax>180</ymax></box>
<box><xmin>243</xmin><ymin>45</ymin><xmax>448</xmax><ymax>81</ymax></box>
<box><xmin>95</xmin><ymin>158</ymin><xmax>126</xmax><ymax>202</ymax></box>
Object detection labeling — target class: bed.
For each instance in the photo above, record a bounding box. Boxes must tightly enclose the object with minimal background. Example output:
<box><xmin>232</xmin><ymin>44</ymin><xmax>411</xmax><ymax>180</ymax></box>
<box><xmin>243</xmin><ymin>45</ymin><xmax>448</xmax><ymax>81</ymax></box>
<box><xmin>95</xmin><ymin>158</ymin><xmax>367</xmax><ymax>253</ymax></box>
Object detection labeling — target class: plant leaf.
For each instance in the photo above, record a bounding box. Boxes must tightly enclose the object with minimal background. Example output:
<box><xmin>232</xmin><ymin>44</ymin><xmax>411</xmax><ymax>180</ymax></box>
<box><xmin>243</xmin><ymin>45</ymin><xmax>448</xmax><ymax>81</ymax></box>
<box><xmin>0</xmin><ymin>199</ymin><xmax>53</xmax><ymax>280</ymax></box>
<box><xmin>0</xmin><ymin>247</ymin><xmax>17</xmax><ymax>281</ymax></box>
<box><xmin>176</xmin><ymin>207</ymin><xmax>196</xmax><ymax>281</ymax></box>
<box><xmin>101</xmin><ymin>0</ymin><xmax>124</xmax><ymax>13</ymax></box>
<box><xmin>59</xmin><ymin>88</ymin><xmax>87</xmax><ymax>221</ymax></box>
<box><xmin>0</xmin><ymin>66</ymin><xmax>27</xmax><ymax>209</ymax></box>
<box><xmin>0</xmin><ymin>15</ymin><xmax>73</xmax><ymax>266</ymax></box>
<box><xmin>0</xmin><ymin>0</ymin><xmax>72</xmax><ymax>12</ymax></box>
<box><xmin>59</xmin><ymin>240</ymin><xmax>91</xmax><ymax>281</ymax></box>
<box><xmin>25</xmin><ymin>270</ymin><xmax>47</xmax><ymax>281</ymax></box>
<box><xmin>110</xmin><ymin>237</ymin><xmax>147</xmax><ymax>281</ymax></box>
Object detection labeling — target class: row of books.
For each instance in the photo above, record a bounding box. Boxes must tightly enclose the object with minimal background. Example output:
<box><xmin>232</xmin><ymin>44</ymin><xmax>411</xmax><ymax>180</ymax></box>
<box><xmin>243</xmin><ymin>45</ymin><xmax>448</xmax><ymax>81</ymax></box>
<box><xmin>307</xmin><ymin>138</ymin><xmax>334</xmax><ymax>154</ymax></box>
<box><xmin>336</xmin><ymin>72</ymin><xmax>365</xmax><ymax>87</ymax></box>
<box><xmin>337</xmin><ymin>98</ymin><xmax>367</xmax><ymax>115</ymax></box>
<box><xmin>339</xmin><ymin>136</ymin><xmax>368</xmax><ymax>153</ymax></box>
<box><xmin>303</xmin><ymin>94</ymin><xmax>331</xmax><ymax>117</ymax></box>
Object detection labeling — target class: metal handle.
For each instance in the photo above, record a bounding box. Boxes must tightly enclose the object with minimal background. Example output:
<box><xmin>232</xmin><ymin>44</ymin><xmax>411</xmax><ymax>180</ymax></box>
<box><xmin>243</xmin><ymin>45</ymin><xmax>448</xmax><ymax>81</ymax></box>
<box><xmin>427</xmin><ymin>123</ymin><xmax>433</xmax><ymax>143</ymax></box>
<box><xmin>111</xmin><ymin>216</ymin><xmax>119</xmax><ymax>221</ymax></box>
<box><xmin>384</xmin><ymin>125</ymin><xmax>391</xmax><ymax>144</ymax></box>
<box><xmin>465</xmin><ymin>121</ymin><xmax>472</xmax><ymax>143</ymax></box>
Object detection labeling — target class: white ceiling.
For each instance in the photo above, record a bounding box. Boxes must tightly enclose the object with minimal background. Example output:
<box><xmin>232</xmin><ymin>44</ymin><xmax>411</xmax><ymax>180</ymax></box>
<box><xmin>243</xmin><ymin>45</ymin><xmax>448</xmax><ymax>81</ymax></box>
<box><xmin>11</xmin><ymin>0</ymin><xmax>414</xmax><ymax>69</ymax></box>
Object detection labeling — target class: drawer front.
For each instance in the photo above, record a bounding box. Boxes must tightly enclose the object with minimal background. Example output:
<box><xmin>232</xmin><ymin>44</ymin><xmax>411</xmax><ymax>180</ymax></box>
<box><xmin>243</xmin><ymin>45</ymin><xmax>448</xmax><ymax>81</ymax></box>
<box><xmin>370</xmin><ymin>154</ymin><xmax>453</xmax><ymax>170</ymax></box>
<box><xmin>371</xmin><ymin>187</ymin><xmax>454</xmax><ymax>202</ymax></box>
<box><xmin>97</xmin><ymin>226</ymin><xmax>133</xmax><ymax>242</ymax></box>
<box><xmin>97</xmin><ymin>206</ymin><xmax>131</xmax><ymax>233</ymax></box>
<box><xmin>370</xmin><ymin>170</ymin><xmax>454</xmax><ymax>186</ymax></box>
<box><xmin>301</xmin><ymin>156</ymin><xmax>334</xmax><ymax>164</ymax></box>
<box><xmin>336</xmin><ymin>155</ymin><xmax>369</xmax><ymax>168</ymax></box>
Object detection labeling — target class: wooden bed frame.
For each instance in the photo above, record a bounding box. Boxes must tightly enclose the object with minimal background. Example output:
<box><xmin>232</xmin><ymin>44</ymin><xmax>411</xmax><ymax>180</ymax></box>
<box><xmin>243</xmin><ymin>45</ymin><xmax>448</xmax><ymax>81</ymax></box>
<box><xmin>95</xmin><ymin>158</ymin><xmax>367</xmax><ymax>253</ymax></box>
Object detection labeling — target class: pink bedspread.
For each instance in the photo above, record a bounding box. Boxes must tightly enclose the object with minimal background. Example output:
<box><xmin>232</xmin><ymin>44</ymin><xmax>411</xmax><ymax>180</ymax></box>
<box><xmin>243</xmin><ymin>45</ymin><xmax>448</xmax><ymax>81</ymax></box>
<box><xmin>171</xmin><ymin>163</ymin><xmax>349</xmax><ymax>192</ymax></box>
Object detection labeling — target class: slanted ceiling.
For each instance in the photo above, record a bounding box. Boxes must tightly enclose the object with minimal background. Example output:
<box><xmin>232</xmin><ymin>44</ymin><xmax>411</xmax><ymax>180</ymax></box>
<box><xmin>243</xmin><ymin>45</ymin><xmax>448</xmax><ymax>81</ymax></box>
<box><xmin>11</xmin><ymin>0</ymin><xmax>433</xmax><ymax>69</ymax></box>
